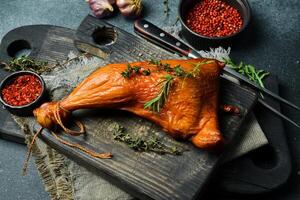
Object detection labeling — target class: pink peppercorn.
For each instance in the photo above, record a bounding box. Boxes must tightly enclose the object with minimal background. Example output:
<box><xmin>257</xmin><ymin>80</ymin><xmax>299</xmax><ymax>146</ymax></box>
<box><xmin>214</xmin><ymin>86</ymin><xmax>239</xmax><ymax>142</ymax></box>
<box><xmin>185</xmin><ymin>0</ymin><xmax>243</xmax><ymax>37</ymax></box>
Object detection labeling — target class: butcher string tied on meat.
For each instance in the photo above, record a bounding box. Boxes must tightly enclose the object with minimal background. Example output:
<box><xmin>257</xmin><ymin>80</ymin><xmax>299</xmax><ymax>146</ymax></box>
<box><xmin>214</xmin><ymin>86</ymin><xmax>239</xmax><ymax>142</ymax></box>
<box><xmin>52</xmin><ymin>103</ymin><xmax>112</xmax><ymax>158</ymax></box>
<box><xmin>22</xmin><ymin>127</ymin><xmax>43</xmax><ymax>175</ymax></box>
<box><xmin>22</xmin><ymin>103</ymin><xmax>112</xmax><ymax>175</ymax></box>
<box><xmin>50</xmin><ymin>131</ymin><xmax>113</xmax><ymax>159</ymax></box>
<box><xmin>53</xmin><ymin>103</ymin><xmax>85</xmax><ymax>136</ymax></box>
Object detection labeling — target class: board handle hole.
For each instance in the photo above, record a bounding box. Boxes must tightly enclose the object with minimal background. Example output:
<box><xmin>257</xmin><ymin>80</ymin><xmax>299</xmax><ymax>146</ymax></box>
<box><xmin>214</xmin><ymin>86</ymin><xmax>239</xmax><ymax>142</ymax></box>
<box><xmin>92</xmin><ymin>26</ymin><xmax>117</xmax><ymax>46</ymax></box>
<box><xmin>249</xmin><ymin>145</ymin><xmax>278</xmax><ymax>169</ymax></box>
<box><xmin>7</xmin><ymin>40</ymin><xmax>32</xmax><ymax>58</ymax></box>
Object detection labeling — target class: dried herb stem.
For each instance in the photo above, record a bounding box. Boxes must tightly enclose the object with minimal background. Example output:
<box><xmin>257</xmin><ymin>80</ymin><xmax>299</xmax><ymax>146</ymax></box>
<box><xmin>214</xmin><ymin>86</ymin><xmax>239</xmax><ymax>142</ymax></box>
<box><xmin>113</xmin><ymin>124</ymin><xmax>183</xmax><ymax>155</ymax></box>
<box><xmin>0</xmin><ymin>53</ymin><xmax>90</xmax><ymax>74</ymax></box>
<box><xmin>1</xmin><ymin>56</ymin><xmax>50</xmax><ymax>74</ymax></box>
<box><xmin>121</xmin><ymin>64</ymin><xmax>150</xmax><ymax>78</ymax></box>
<box><xmin>188</xmin><ymin>60</ymin><xmax>214</xmax><ymax>77</ymax></box>
<box><xmin>149</xmin><ymin>59</ymin><xmax>213</xmax><ymax>78</ymax></box>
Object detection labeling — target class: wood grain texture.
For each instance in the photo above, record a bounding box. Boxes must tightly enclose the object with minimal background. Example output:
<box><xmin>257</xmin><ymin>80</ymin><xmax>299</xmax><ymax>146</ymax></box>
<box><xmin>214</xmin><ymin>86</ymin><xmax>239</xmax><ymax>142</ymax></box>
<box><xmin>0</xmin><ymin>25</ymin><xmax>77</xmax><ymax>143</ymax></box>
<box><xmin>0</xmin><ymin>15</ymin><xmax>257</xmax><ymax>200</ymax></box>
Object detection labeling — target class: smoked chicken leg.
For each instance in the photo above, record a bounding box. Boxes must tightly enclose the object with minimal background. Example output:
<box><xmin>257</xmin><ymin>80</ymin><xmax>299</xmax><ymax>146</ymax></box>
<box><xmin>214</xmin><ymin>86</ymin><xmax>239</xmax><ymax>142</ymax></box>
<box><xmin>34</xmin><ymin>58</ymin><xmax>224</xmax><ymax>150</ymax></box>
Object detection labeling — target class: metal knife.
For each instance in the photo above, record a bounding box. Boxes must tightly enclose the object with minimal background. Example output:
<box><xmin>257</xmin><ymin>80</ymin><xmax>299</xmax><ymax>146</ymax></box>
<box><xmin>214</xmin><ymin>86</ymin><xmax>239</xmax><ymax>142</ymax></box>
<box><xmin>134</xmin><ymin>19</ymin><xmax>300</xmax><ymax>128</ymax></box>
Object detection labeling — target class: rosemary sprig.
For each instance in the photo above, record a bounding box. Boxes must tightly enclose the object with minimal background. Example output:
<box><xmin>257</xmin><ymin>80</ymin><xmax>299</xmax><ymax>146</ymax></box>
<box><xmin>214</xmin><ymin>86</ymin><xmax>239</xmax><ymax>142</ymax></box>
<box><xmin>1</xmin><ymin>55</ymin><xmax>50</xmax><ymax>74</ymax></box>
<box><xmin>113</xmin><ymin>124</ymin><xmax>182</xmax><ymax>155</ymax></box>
<box><xmin>223</xmin><ymin>58</ymin><xmax>269</xmax><ymax>96</ymax></box>
<box><xmin>144</xmin><ymin>74</ymin><xmax>174</xmax><ymax>112</ymax></box>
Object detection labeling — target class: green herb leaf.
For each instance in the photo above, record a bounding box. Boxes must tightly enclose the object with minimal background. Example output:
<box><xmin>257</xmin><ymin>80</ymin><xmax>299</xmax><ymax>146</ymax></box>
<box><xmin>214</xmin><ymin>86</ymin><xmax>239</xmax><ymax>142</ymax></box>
<box><xmin>121</xmin><ymin>64</ymin><xmax>144</xmax><ymax>78</ymax></box>
<box><xmin>223</xmin><ymin>58</ymin><xmax>270</xmax><ymax>98</ymax></box>
<box><xmin>142</xmin><ymin>69</ymin><xmax>151</xmax><ymax>76</ymax></box>
<box><xmin>112</xmin><ymin>124</ymin><xmax>184</xmax><ymax>155</ymax></box>
<box><xmin>144</xmin><ymin>75</ymin><xmax>174</xmax><ymax>112</ymax></box>
<box><xmin>149</xmin><ymin>59</ymin><xmax>161</xmax><ymax>66</ymax></box>
<box><xmin>133</xmin><ymin>66</ymin><xmax>141</xmax><ymax>73</ymax></box>
<box><xmin>2</xmin><ymin>55</ymin><xmax>51</xmax><ymax>74</ymax></box>
<box><xmin>173</xmin><ymin>65</ymin><xmax>185</xmax><ymax>77</ymax></box>
<box><xmin>186</xmin><ymin>60</ymin><xmax>213</xmax><ymax>77</ymax></box>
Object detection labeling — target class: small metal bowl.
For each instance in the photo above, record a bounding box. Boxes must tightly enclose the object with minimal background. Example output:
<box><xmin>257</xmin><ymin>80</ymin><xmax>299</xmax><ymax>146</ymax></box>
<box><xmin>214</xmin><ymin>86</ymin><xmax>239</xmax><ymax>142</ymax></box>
<box><xmin>0</xmin><ymin>71</ymin><xmax>46</xmax><ymax>116</ymax></box>
<box><xmin>179</xmin><ymin>0</ymin><xmax>251</xmax><ymax>48</ymax></box>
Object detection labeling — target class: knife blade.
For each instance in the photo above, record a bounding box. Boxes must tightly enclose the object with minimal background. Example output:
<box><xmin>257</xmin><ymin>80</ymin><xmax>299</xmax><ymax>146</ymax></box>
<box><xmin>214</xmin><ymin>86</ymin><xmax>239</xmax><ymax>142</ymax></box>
<box><xmin>134</xmin><ymin>19</ymin><xmax>300</xmax><ymax>111</ymax></box>
<box><xmin>134</xmin><ymin>19</ymin><xmax>300</xmax><ymax>128</ymax></box>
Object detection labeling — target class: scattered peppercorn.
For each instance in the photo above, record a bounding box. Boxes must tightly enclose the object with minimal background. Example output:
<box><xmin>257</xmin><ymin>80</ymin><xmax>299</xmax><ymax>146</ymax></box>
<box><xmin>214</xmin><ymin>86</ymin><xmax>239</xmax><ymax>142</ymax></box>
<box><xmin>185</xmin><ymin>0</ymin><xmax>243</xmax><ymax>37</ymax></box>
<box><xmin>1</xmin><ymin>75</ymin><xmax>42</xmax><ymax>106</ymax></box>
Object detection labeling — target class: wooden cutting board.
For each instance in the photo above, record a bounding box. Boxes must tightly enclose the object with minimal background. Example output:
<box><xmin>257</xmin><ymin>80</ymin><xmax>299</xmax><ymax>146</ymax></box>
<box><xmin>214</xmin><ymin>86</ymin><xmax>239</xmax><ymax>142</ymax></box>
<box><xmin>0</xmin><ymin>15</ymin><xmax>257</xmax><ymax>200</ymax></box>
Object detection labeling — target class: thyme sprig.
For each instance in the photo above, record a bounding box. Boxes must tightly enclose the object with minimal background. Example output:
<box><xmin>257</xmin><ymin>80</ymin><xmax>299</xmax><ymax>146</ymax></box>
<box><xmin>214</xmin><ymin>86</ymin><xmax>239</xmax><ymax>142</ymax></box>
<box><xmin>173</xmin><ymin>65</ymin><xmax>187</xmax><ymax>77</ymax></box>
<box><xmin>1</xmin><ymin>55</ymin><xmax>50</xmax><ymax>74</ymax></box>
<box><xmin>113</xmin><ymin>124</ymin><xmax>182</xmax><ymax>155</ymax></box>
<box><xmin>144</xmin><ymin>74</ymin><xmax>174</xmax><ymax>112</ymax></box>
<box><xmin>142</xmin><ymin>69</ymin><xmax>151</xmax><ymax>76</ymax></box>
<box><xmin>121</xmin><ymin>64</ymin><xmax>150</xmax><ymax>78</ymax></box>
<box><xmin>149</xmin><ymin>59</ymin><xmax>172</xmax><ymax>72</ymax></box>
<box><xmin>144</xmin><ymin>60</ymin><xmax>215</xmax><ymax>112</ymax></box>
<box><xmin>223</xmin><ymin>58</ymin><xmax>269</xmax><ymax>89</ymax></box>
<box><xmin>149</xmin><ymin>59</ymin><xmax>213</xmax><ymax>78</ymax></box>
<box><xmin>1</xmin><ymin>54</ymin><xmax>90</xmax><ymax>74</ymax></box>
<box><xmin>120</xmin><ymin>59</ymin><xmax>215</xmax><ymax>112</ymax></box>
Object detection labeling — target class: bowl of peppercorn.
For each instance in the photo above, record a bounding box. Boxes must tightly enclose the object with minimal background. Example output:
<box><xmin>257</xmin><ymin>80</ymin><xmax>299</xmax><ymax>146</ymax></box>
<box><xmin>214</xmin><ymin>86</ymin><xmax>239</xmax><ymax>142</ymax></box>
<box><xmin>0</xmin><ymin>71</ymin><xmax>46</xmax><ymax>116</ymax></box>
<box><xmin>179</xmin><ymin>0</ymin><xmax>251</xmax><ymax>48</ymax></box>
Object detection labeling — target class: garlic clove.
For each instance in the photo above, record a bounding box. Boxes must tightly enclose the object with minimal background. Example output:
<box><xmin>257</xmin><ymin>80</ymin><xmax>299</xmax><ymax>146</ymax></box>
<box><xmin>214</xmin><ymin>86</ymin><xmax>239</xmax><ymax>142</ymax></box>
<box><xmin>119</xmin><ymin>5</ymin><xmax>135</xmax><ymax>15</ymax></box>
<box><xmin>116</xmin><ymin>0</ymin><xmax>129</xmax><ymax>8</ymax></box>
<box><xmin>116</xmin><ymin>0</ymin><xmax>142</xmax><ymax>18</ymax></box>
<box><xmin>87</xmin><ymin>0</ymin><xmax>116</xmax><ymax>18</ymax></box>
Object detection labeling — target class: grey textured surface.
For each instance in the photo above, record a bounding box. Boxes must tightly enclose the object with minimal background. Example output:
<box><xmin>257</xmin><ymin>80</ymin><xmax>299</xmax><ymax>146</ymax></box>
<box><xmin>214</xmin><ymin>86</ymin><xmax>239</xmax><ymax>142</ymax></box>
<box><xmin>0</xmin><ymin>139</ymin><xmax>49</xmax><ymax>200</ymax></box>
<box><xmin>0</xmin><ymin>0</ymin><xmax>299</xmax><ymax>200</ymax></box>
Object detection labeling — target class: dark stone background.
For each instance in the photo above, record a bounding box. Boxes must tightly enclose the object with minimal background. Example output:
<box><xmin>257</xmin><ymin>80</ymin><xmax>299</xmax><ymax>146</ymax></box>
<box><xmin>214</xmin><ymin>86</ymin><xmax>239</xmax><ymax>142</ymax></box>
<box><xmin>0</xmin><ymin>0</ymin><xmax>299</xmax><ymax>199</ymax></box>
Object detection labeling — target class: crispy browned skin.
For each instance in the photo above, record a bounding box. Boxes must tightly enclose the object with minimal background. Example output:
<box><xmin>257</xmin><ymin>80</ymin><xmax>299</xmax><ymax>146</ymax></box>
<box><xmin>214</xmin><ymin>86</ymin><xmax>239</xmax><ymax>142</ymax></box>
<box><xmin>34</xmin><ymin>58</ymin><xmax>224</xmax><ymax>150</ymax></box>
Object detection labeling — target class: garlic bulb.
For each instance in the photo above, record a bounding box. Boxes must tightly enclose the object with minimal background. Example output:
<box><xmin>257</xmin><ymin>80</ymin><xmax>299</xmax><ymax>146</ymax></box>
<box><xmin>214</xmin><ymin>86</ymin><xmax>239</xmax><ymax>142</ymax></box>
<box><xmin>87</xmin><ymin>0</ymin><xmax>116</xmax><ymax>18</ymax></box>
<box><xmin>116</xmin><ymin>0</ymin><xmax>142</xmax><ymax>18</ymax></box>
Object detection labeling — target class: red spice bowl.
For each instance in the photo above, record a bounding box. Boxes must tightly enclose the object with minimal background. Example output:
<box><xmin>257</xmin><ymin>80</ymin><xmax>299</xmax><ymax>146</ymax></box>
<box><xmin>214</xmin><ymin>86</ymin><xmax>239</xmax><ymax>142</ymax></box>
<box><xmin>0</xmin><ymin>71</ymin><xmax>46</xmax><ymax>116</ymax></box>
<box><xmin>179</xmin><ymin>0</ymin><xmax>251</xmax><ymax>48</ymax></box>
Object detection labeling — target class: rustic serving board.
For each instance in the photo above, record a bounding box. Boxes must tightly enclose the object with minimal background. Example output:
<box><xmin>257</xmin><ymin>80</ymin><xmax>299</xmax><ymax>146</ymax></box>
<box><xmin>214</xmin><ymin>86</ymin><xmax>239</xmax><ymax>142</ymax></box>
<box><xmin>0</xmin><ymin>15</ymin><xmax>257</xmax><ymax>199</ymax></box>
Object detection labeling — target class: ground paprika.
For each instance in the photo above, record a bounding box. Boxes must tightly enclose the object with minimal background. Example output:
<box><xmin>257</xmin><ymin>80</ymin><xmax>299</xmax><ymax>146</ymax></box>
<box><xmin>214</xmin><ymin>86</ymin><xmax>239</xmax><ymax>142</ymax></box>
<box><xmin>1</xmin><ymin>74</ymin><xmax>42</xmax><ymax>106</ymax></box>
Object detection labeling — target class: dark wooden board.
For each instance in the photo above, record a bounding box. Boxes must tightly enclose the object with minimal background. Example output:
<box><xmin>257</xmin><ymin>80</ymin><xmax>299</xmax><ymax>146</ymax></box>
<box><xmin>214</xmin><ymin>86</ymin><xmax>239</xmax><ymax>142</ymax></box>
<box><xmin>38</xmin><ymin>79</ymin><xmax>257</xmax><ymax>200</ymax></box>
<box><xmin>0</xmin><ymin>25</ymin><xmax>78</xmax><ymax>143</ymax></box>
<box><xmin>0</xmin><ymin>15</ymin><xmax>257</xmax><ymax>200</ymax></box>
<box><xmin>216</xmin><ymin>76</ymin><xmax>292</xmax><ymax>195</ymax></box>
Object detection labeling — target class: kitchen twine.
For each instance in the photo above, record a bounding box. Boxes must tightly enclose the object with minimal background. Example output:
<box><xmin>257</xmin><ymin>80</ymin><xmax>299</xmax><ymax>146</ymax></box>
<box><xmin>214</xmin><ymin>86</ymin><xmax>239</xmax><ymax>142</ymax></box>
<box><xmin>22</xmin><ymin>102</ymin><xmax>112</xmax><ymax>175</ymax></box>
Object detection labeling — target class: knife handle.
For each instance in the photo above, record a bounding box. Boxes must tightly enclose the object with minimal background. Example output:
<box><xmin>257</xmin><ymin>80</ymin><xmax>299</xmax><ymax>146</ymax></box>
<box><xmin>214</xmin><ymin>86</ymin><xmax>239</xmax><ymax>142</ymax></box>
<box><xmin>134</xmin><ymin>19</ymin><xmax>192</xmax><ymax>57</ymax></box>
